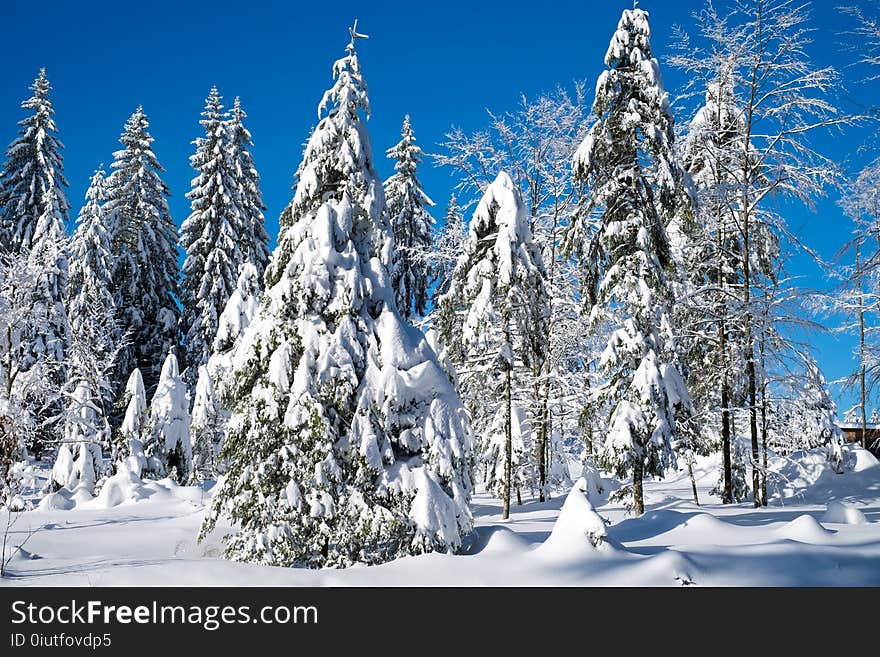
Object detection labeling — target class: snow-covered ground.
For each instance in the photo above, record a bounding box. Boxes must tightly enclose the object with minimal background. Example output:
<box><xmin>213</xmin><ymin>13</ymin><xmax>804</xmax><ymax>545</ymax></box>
<box><xmin>2</xmin><ymin>446</ymin><xmax>879</xmax><ymax>587</ymax></box>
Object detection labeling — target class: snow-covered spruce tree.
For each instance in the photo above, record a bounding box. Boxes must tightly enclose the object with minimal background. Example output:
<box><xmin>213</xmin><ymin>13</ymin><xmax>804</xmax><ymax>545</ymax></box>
<box><xmin>226</xmin><ymin>97</ymin><xmax>270</xmax><ymax>281</ymax></box>
<box><xmin>0</xmin><ymin>69</ymin><xmax>70</xmax><ymax>255</ymax></box>
<box><xmin>106</xmin><ymin>107</ymin><xmax>180</xmax><ymax>393</ymax></box>
<box><xmin>432</xmin><ymin>194</ymin><xmax>467</xmax><ymax>300</ymax></box>
<box><xmin>435</xmin><ymin>85</ymin><xmax>589</xmax><ymax>501</ymax></box>
<box><xmin>189</xmin><ymin>365</ymin><xmax>220</xmax><ymax>482</ymax></box>
<box><xmin>69</xmin><ymin>168</ymin><xmax>115</xmax><ymax>336</ymax></box>
<box><xmin>180</xmin><ymin>88</ymin><xmax>244</xmax><ymax>376</ymax></box>
<box><xmin>65</xmin><ymin>305</ymin><xmax>126</xmax><ymax>458</ymax></box>
<box><xmin>200</xmin><ymin>24</ymin><xmax>473</xmax><ymax>568</ymax></box>
<box><xmin>565</xmin><ymin>6</ymin><xmax>691</xmax><ymax>516</ymax></box>
<box><xmin>68</xmin><ymin>167</ymin><xmax>125</xmax><ymax>420</ymax></box>
<box><xmin>20</xmin><ymin>233</ymin><xmax>69</xmax><ymax>458</ymax></box>
<box><xmin>143</xmin><ymin>351</ymin><xmax>191</xmax><ymax>481</ymax></box>
<box><xmin>385</xmin><ymin>115</ymin><xmax>434</xmax><ymax>320</ymax></box>
<box><xmin>437</xmin><ymin>171</ymin><xmax>549</xmax><ymax>519</ymax></box>
<box><xmin>0</xmin><ymin>69</ymin><xmax>71</xmax><ymax>456</ymax></box>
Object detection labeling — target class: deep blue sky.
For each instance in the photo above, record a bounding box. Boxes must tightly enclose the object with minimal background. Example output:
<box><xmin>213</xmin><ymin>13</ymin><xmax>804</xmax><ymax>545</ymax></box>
<box><xmin>1</xmin><ymin>0</ymin><xmax>877</xmax><ymax>416</ymax></box>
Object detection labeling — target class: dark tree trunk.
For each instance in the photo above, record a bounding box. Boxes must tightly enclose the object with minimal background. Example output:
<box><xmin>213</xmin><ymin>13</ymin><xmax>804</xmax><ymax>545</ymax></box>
<box><xmin>687</xmin><ymin>455</ymin><xmax>699</xmax><ymax>505</ymax></box>
<box><xmin>859</xmin><ymin>242</ymin><xmax>868</xmax><ymax>450</ymax></box>
<box><xmin>633</xmin><ymin>455</ymin><xmax>644</xmax><ymax>516</ymax></box>
<box><xmin>536</xmin><ymin>373</ymin><xmax>548</xmax><ymax>503</ymax></box>
<box><xmin>760</xmin><ymin>337</ymin><xmax>768</xmax><ymax>506</ymax></box>
<box><xmin>502</xmin><ymin>358</ymin><xmax>512</xmax><ymax>520</ymax></box>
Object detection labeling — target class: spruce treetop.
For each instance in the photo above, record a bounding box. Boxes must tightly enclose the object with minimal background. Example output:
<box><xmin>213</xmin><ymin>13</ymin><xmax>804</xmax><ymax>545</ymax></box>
<box><xmin>0</xmin><ymin>68</ymin><xmax>70</xmax><ymax>253</ymax></box>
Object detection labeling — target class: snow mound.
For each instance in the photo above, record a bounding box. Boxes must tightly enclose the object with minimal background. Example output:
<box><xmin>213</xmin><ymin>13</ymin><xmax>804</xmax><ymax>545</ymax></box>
<box><xmin>648</xmin><ymin>551</ymin><xmax>701</xmax><ymax>587</ymax></box>
<box><xmin>822</xmin><ymin>501</ymin><xmax>868</xmax><ymax>525</ymax></box>
<box><xmin>467</xmin><ymin>526</ymin><xmax>531</xmax><ymax>554</ymax></box>
<box><xmin>852</xmin><ymin>447</ymin><xmax>879</xmax><ymax>473</ymax></box>
<box><xmin>70</xmin><ymin>487</ymin><xmax>95</xmax><ymax>506</ymax></box>
<box><xmin>775</xmin><ymin>515</ymin><xmax>834</xmax><ymax>543</ymax></box>
<box><xmin>37</xmin><ymin>458</ymin><xmax>211</xmax><ymax>513</ymax></box>
<box><xmin>536</xmin><ymin>477</ymin><xmax>609</xmax><ymax>558</ymax></box>
<box><xmin>682</xmin><ymin>513</ymin><xmax>736</xmax><ymax>534</ymax></box>
<box><xmin>37</xmin><ymin>490</ymin><xmax>75</xmax><ymax>511</ymax></box>
<box><xmin>94</xmin><ymin>466</ymin><xmax>152</xmax><ymax>509</ymax></box>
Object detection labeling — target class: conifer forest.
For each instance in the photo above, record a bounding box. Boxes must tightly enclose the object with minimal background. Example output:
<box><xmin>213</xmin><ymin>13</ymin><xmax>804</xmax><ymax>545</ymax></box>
<box><xmin>1</xmin><ymin>1</ymin><xmax>880</xmax><ymax>587</ymax></box>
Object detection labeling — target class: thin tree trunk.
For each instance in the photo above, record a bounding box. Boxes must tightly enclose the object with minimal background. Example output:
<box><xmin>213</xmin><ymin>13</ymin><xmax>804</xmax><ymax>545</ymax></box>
<box><xmin>536</xmin><ymin>373</ymin><xmax>548</xmax><ymax>502</ymax></box>
<box><xmin>583</xmin><ymin>369</ymin><xmax>593</xmax><ymax>457</ymax></box>
<box><xmin>859</xmin><ymin>242</ymin><xmax>868</xmax><ymax>450</ymax></box>
<box><xmin>760</xmin><ymin>336</ymin><xmax>768</xmax><ymax>507</ymax></box>
<box><xmin>535</xmin><ymin>207</ymin><xmax>562</xmax><ymax>503</ymax></box>
<box><xmin>721</xmin><ymin>367</ymin><xmax>733</xmax><ymax>503</ymax></box>
<box><xmin>633</xmin><ymin>454</ymin><xmax>644</xmax><ymax>516</ymax></box>
<box><xmin>687</xmin><ymin>454</ymin><xmax>699</xmax><ymax>506</ymax></box>
<box><xmin>502</xmin><ymin>359</ymin><xmax>512</xmax><ymax>520</ymax></box>
<box><xmin>743</xmin><ymin>229</ymin><xmax>760</xmax><ymax>508</ymax></box>
<box><xmin>712</xmin><ymin>80</ymin><xmax>734</xmax><ymax>505</ymax></box>
<box><xmin>742</xmin><ymin>20</ymin><xmax>762</xmax><ymax>509</ymax></box>
<box><xmin>718</xmin><ymin>224</ymin><xmax>733</xmax><ymax>504</ymax></box>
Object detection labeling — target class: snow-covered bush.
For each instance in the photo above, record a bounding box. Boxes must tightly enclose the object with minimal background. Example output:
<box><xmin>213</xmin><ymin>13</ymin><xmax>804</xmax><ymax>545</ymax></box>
<box><xmin>115</xmin><ymin>368</ymin><xmax>147</xmax><ymax>473</ymax></box>
<box><xmin>143</xmin><ymin>353</ymin><xmax>191</xmax><ymax>482</ymax></box>
<box><xmin>189</xmin><ymin>366</ymin><xmax>220</xmax><ymax>482</ymax></box>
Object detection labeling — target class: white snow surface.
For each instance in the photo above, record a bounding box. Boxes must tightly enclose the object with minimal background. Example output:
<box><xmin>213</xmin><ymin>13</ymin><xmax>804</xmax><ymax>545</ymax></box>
<box><xmin>3</xmin><ymin>445</ymin><xmax>880</xmax><ymax>586</ymax></box>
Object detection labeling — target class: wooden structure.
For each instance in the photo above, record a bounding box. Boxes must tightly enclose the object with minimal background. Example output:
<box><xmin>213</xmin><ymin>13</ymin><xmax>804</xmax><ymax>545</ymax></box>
<box><xmin>838</xmin><ymin>423</ymin><xmax>880</xmax><ymax>458</ymax></box>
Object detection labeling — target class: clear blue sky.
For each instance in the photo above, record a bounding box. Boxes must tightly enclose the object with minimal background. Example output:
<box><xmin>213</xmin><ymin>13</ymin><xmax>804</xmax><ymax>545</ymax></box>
<box><xmin>1</xmin><ymin>0</ymin><xmax>877</xmax><ymax>415</ymax></box>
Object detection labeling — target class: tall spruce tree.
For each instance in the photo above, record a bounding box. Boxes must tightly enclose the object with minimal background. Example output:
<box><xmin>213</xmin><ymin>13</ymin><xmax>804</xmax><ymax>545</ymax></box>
<box><xmin>180</xmin><ymin>88</ymin><xmax>243</xmax><ymax>376</ymax></box>
<box><xmin>438</xmin><ymin>171</ymin><xmax>549</xmax><ymax>519</ymax></box>
<box><xmin>200</xmin><ymin>22</ymin><xmax>473</xmax><ymax>568</ymax></box>
<box><xmin>385</xmin><ymin>115</ymin><xmax>434</xmax><ymax>320</ymax></box>
<box><xmin>0</xmin><ymin>68</ymin><xmax>71</xmax><ymax>456</ymax></box>
<box><xmin>106</xmin><ymin>107</ymin><xmax>180</xmax><ymax>393</ymax></box>
<box><xmin>0</xmin><ymin>69</ymin><xmax>70</xmax><ymax>255</ymax></box>
<box><xmin>67</xmin><ymin>167</ymin><xmax>124</xmax><ymax>436</ymax></box>
<box><xmin>226</xmin><ymin>97</ymin><xmax>270</xmax><ymax>280</ymax></box>
<box><xmin>565</xmin><ymin>6</ymin><xmax>691</xmax><ymax>516</ymax></box>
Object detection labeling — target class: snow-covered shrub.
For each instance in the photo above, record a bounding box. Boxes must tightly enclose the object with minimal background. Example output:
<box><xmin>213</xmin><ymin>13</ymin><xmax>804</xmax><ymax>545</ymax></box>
<box><xmin>189</xmin><ymin>366</ymin><xmax>220</xmax><ymax>482</ymax></box>
<box><xmin>143</xmin><ymin>353</ymin><xmax>191</xmax><ymax>482</ymax></box>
